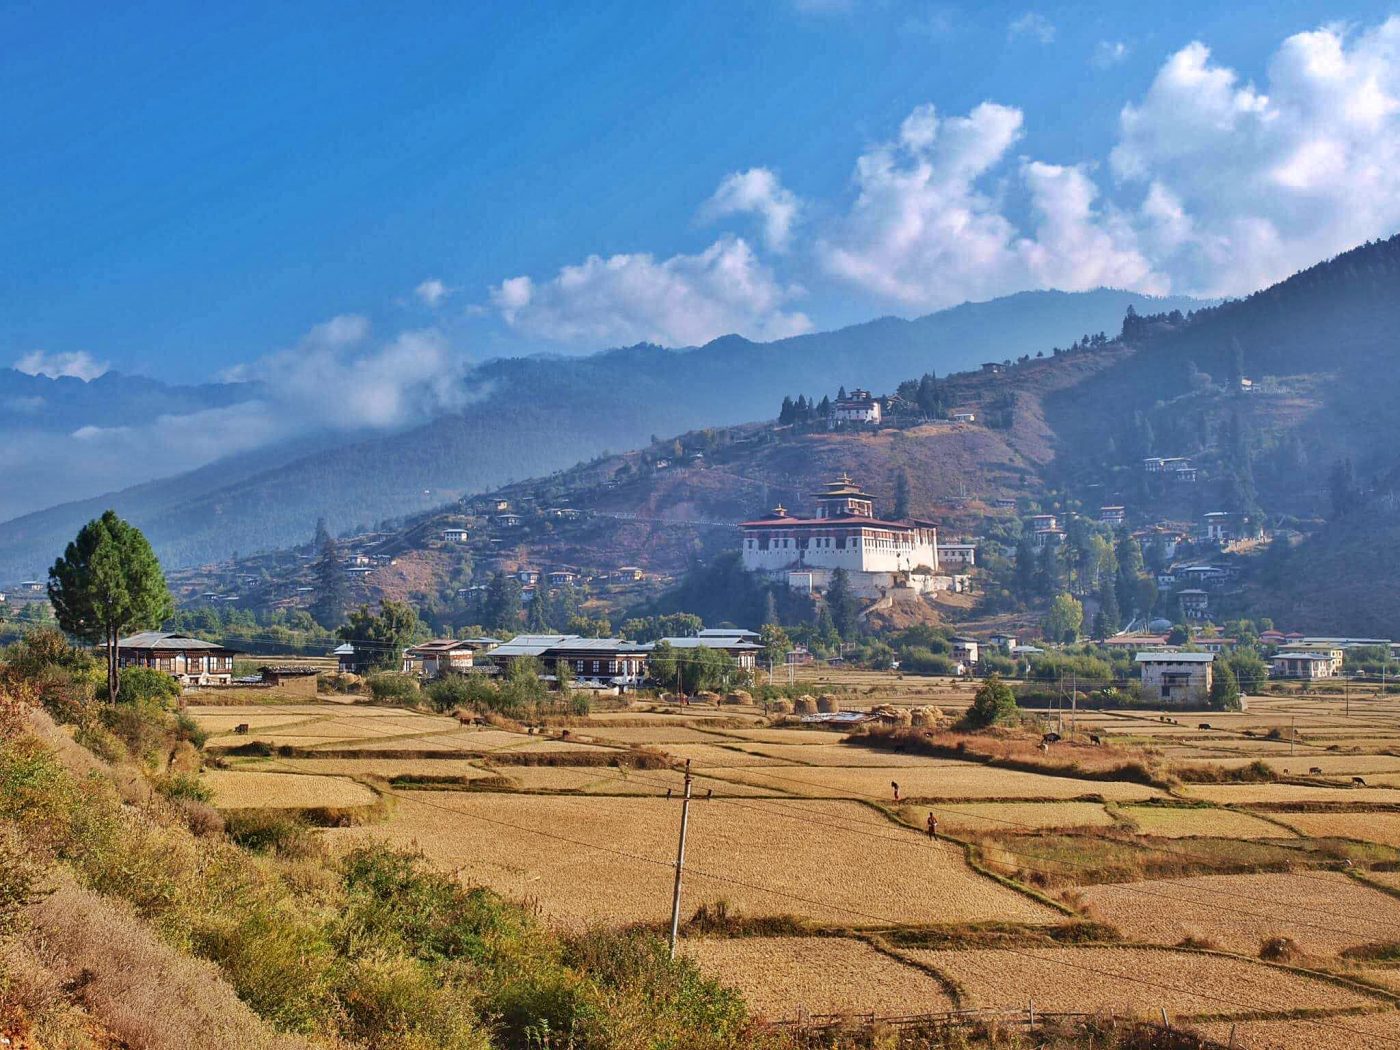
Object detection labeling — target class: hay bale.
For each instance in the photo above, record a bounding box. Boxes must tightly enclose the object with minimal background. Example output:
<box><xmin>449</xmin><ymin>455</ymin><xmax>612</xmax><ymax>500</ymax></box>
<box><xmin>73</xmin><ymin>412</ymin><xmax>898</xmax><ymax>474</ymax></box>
<box><xmin>793</xmin><ymin>695</ymin><xmax>819</xmax><ymax>716</ymax></box>
<box><xmin>769</xmin><ymin>698</ymin><xmax>795</xmax><ymax>715</ymax></box>
<box><xmin>696</xmin><ymin>691</ymin><xmax>722</xmax><ymax>704</ymax></box>
<box><xmin>816</xmin><ymin>695</ymin><xmax>841</xmax><ymax>714</ymax></box>
<box><xmin>723</xmin><ymin>690</ymin><xmax>754</xmax><ymax>706</ymax></box>
<box><xmin>910</xmin><ymin>705</ymin><xmax>945</xmax><ymax>727</ymax></box>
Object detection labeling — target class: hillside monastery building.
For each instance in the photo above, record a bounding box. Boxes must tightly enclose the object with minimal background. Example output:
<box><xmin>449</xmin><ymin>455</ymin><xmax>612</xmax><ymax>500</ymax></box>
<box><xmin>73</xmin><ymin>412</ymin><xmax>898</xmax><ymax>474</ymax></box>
<box><xmin>740</xmin><ymin>475</ymin><xmax>943</xmax><ymax>597</ymax></box>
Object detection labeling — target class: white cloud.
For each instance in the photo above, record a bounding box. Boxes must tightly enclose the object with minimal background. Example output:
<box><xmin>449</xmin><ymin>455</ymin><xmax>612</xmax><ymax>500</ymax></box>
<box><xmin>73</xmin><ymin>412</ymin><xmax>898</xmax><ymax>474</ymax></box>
<box><xmin>13</xmin><ymin>349</ymin><xmax>109</xmax><ymax>381</ymax></box>
<box><xmin>1008</xmin><ymin>12</ymin><xmax>1055</xmax><ymax>44</ymax></box>
<box><xmin>1110</xmin><ymin>20</ymin><xmax>1400</xmax><ymax>296</ymax></box>
<box><xmin>491</xmin><ymin>237</ymin><xmax>812</xmax><ymax>347</ymax></box>
<box><xmin>819</xmin><ymin>101</ymin><xmax>1164</xmax><ymax>309</ymax></box>
<box><xmin>1093</xmin><ymin>40</ymin><xmax>1130</xmax><ymax>68</ymax></box>
<box><xmin>415</xmin><ymin>277</ymin><xmax>450</xmax><ymax>307</ymax></box>
<box><xmin>702</xmin><ymin>168</ymin><xmax>801</xmax><ymax>251</ymax></box>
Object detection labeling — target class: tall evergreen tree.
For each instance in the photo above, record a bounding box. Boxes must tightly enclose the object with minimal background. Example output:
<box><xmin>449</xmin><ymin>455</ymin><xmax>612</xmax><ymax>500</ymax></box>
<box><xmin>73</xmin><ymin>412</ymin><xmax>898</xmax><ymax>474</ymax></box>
<box><xmin>526</xmin><ymin>586</ymin><xmax>552</xmax><ymax>632</ymax></box>
<box><xmin>311</xmin><ymin>525</ymin><xmax>347</xmax><ymax>630</ymax></box>
<box><xmin>48</xmin><ymin>511</ymin><xmax>174</xmax><ymax>704</ymax></box>
<box><xmin>892</xmin><ymin>469</ymin><xmax>911</xmax><ymax>519</ymax></box>
<box><xmin>825</xmin><ymin>568</ymin><xmax>859</xmax><ymax>639</ymax></box>
<box><xmin>483</xmin><ymin>572</ymin><xmax>524</xmax><ymax>634</ymax></box>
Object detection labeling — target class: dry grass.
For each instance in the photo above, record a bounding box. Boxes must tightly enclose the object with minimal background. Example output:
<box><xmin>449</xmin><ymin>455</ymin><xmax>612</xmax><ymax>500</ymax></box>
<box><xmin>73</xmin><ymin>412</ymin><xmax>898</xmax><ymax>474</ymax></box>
<box><xmin>1277</xmin><ymin>812</ymin><xmax>1400</xmax><ymax>847</ymax></box>
<box><xmin>734</xmin><ymin>743</ymin><xmax>973</xmax><ymax>768</ymax></box>
<box><xmin>575</xmin><ymin>726</ymin><xmax>734</xmax><ymax>745</ymax></box>
<box><xmin>237</xmin><ymin>756</ymin><xmax>497</xmax><ymax>779</ymax></box>
<box><xmin>1190</xmin><ymin>1013</ymin><xmax>1400</xmax><ymax>1050</ymax></box>
<box><xmin>1118</xmin><ymin>805</ymin><xmax>1288</xmax><ymax>839</ymax></box>
<box><xmin>681</xmin><ymin>936</ymin><xmax>954</xmax><ymax>1019</ymax></box>
<box><xmin>720</xmin><ymin>763</ymin><xmax>1161</xmax><ymax>801</ymax></box>
<box><xmin>13</xmin><ymin>879</ymin><xmax>313</xmax><ymax>1050</ymax></box>
<box><xmin>896</xmin><ymin>945</ymin><xmax>1383</xmax><ymax>1017</ymax></box>
<box><xmin>477</xmin><ymin>765</ymin><xmax>786</xmax><ymax>796</ymax></box>
<box><xmin>202</xmin><ymin>770</ymin><xmax>377</xmax><ymax>809</ymax></box>
<box><xmin>326</xmin><ymin>792</ymin><xmax>1058</xmax><ymax>928</ymax></box>
<box><xmin>895</xmin><ymin>801</ymin><xmax>1114</xmax><ymax>833</ymax></box>
<box><xmin>1079</xmin><ymin>872</ymin><xmax>1400</xmax><ymax>957</ymax></box>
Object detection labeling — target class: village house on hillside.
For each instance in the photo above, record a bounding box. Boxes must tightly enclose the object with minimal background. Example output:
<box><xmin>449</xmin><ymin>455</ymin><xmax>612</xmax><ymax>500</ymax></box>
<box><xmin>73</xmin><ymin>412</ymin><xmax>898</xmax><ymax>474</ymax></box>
<box><xmin>740</xmin><ymin>474</ymin><xmax>943</xmax><ymax>598</ymax></box>
<box><xmin>1136</xmin><ymin>651</ymin><xmax>1214</xmax><ymax>706</ymax></box>
<box><xmin>114</xmin><ymin>631</ymin><xmax>242</xmax><ymax>687</ymax></box>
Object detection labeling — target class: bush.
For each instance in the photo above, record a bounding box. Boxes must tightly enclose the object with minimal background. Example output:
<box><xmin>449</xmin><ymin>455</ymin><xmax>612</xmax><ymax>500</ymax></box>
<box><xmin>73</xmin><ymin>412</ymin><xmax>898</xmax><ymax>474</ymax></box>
<box><xmin>901</xmin><ymin>647</ymin><xmax>957</xmax><ymax>675</ymax></box>
<box><xmin>423</xmin><ymin>673</ymin><xmax>493</xmax><ymax>712</ymax></box>
<box><xmin>223</xmin><ymin>810</ymin><xmax>320</xmax><ymax>859</ymax></box>
<box><xmin>116</xmin><ymin>667</ymin><xmax>181</xmax><ymax>709</ymax></box>
<box><xmin>962</xmin><ymin>675</ymin><xmax>1020</xmax><ymax>729</ymax></box>
<box><xmin>157</xmin><ymin>772</ymin><xmax>212</xmax><ymax>804</ymax></box>
<box><xmin>367</xmin><ymin>673</ymin><xmax>421</xmax><ymax>705</ymax></box>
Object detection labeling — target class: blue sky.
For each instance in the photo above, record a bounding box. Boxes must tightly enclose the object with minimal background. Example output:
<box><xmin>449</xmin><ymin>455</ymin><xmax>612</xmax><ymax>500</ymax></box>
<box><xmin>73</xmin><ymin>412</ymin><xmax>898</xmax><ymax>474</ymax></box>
<box><xmin>5</xmin><ymin>0</ymin><xmax>1400</xmax><ymax>382</ymax></box>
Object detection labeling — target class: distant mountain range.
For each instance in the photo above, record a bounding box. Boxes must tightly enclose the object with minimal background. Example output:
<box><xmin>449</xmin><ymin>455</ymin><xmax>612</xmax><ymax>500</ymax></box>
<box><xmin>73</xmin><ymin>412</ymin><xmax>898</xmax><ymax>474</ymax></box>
<box><xmin>0</xmin><ymin>288</ymin><xmax>1199</xmax><ymax>581</ymax></box>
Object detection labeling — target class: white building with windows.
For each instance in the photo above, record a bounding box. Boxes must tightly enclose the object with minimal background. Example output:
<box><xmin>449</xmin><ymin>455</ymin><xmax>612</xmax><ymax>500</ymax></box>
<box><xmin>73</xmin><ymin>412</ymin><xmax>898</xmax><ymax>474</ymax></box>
<box><xmin>1137</xmin><ymin>651</ymin><xmax>1214</xmax><ymax>705</ymax></box>
<box><xmin>740</xmin><ymin>475</ymin><xmax>941</xmax><ymax>597</ymax></box>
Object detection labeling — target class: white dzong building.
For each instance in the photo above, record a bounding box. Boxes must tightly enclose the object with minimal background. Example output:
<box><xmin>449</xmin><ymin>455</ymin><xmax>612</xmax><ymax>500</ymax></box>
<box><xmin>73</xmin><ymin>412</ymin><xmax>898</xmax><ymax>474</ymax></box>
<box><xmin>740</xmin><ymin>475</ymin><xmax>943</xmax><ymax>597</ymax></box>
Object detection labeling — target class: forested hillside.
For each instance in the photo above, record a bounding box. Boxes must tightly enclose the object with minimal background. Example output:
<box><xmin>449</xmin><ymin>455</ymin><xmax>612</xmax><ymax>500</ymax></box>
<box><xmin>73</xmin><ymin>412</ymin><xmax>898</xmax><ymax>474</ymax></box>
<box><xmin>0</xmin><ymin>288</ymin><xmax>1191</xmax><ymax>580</ymax></box>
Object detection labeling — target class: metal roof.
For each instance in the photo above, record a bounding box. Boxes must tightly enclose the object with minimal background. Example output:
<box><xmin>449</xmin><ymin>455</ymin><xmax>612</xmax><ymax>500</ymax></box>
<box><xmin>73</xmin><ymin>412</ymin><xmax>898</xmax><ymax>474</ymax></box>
<box><xmin>1135</xmin><ymin>651</ymin><xmax>1215</xmax><ymax>663</ymax></box>
<box><xmin>488</xmin><ymin>634</ymin><xmax>578</xmax><ymax>657</ymax></box>
<box><xmin>697</xmin><ymin>628</ymin><xmax>759</xmax><ymax>639</ymax></box>
<box><xmin>653</xmin><ymin>637</ymin><xmax>761</xmax><ymax>651</ymax></box>
<box><xmin>117</xmin><ymin>631</ymin><xmax>240</xmax><ymax>652</ymax></box>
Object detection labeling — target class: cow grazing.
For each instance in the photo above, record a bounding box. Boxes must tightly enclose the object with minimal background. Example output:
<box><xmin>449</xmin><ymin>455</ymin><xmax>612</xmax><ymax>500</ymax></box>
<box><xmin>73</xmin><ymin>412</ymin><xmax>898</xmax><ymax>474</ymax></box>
<box><xmin>234</xmin><ymin>723</ymin><xmax>250</xmax><ymax>735</ymax></box>
<box><xmin>1353</xmin><ymin>776</ymin><xmax>1368</xmax><ymax>787</ymax></box>
<box><xmin>1089</xmin><ymin>734</ymin><xmax>1102</xmax><ymax>746</ymax></box>
<box><xmin>1041</xmin><ymin>732</ymin><xmax>1061</xmax><ymax>745</ymax></box>
<box><xmin>1198</xmin><ymin>723</ymin><xmax>1213</xmax><ymax>730</ymax></box>
<box><xmin>1308</xmin><ymin>767</ymin><xmax>1323</xmax><ymax>775</ymax></box>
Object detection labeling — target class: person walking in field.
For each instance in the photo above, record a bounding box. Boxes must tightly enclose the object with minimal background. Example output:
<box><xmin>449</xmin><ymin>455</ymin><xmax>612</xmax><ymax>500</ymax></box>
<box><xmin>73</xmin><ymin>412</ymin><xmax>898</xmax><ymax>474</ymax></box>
<box><xmin>926</xmin><ymin>813</ymin><xmax>938</xmax><ymax>840</ymax></box>
<box><xmin>891</xmin><ymin>781</ymin><xmax>900</xmax><ymax>801</ymax></box>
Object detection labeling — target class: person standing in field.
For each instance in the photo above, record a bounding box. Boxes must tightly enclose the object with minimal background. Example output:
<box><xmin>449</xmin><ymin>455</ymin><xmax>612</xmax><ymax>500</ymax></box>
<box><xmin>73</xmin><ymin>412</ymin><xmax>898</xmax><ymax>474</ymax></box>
<box><xmin>891</xmin><ymin>781</ymin><xmax>900</xmax><ymax>801</ymax></box>
<box><xmin>926</xmin><ymin>813</ymin><xmax>938</xmax><ymax>840</ymax></box>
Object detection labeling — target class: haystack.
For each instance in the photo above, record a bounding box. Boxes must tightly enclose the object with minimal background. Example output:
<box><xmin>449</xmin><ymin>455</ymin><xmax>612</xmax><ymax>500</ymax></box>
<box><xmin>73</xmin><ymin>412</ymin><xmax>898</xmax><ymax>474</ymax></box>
<box><xmin>816</xmin><ymin>694</ymin><xmax>841</xmax><ymax>714</ymax></box>
<box><xmin>769</xmin><ymin>698</ymin><xmax>795</xmax><ymax>715</ymax></box>
<box><xmin>910</xmin><ymin>705</ymin><xmax>945</xmax><ymax>727</ymax></box>
<box><xmin>696</xmin><ymin>690</ymin><xmax>722</xmax><ymax>704</ymax></box>
<box><xmin>792</xmin><ymin>695</ymin><xmax>819</xmax><ymax>716</ymax></box>
<box><xmin>723</xmin><ymin>690</ymin><xmax>754</xmax><ymax>706</ymax></box>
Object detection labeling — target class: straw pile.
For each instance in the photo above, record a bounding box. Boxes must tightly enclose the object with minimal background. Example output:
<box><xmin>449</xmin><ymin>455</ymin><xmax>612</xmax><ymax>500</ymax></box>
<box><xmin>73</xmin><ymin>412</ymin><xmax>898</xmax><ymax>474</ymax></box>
<box><xmin>910</xmin><ymin>705</ymin><xmax>944</xmax><ymax>727</ymax></box>
<box><xmin>816</xmin><ymin>695</ymin><xmax>841</xmax><ymax>714</ymax></box>
<box><xmin>793</xmin><ymin>695</ymin><xmax>819</xmax><ymax>716</ymax></box>
<box><xmin>723</xmin><ymin>690</ymin><xmax>754</xmax><ymax>705</ymax></box>
<box><xmin>769</xmin><ymin>699</ymin><xmax>795</xmax><ymax>715</ymax></box>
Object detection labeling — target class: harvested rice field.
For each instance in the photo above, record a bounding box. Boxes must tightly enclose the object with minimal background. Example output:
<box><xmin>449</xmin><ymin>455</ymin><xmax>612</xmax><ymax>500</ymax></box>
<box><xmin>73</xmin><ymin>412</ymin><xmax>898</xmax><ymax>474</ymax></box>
<box><xmin>653</xmin><ymin>743</ymin><xmax>796</xmax><ymax>767</ymax></box>
<box><xmin>1079</xmin><ymin>872</ymin><xmax>1400</xmax><ymax>957</ymax></box>
<box><xmin>1273</xmin><ymin>811</ymin><xmax>1400</xmax><ymax>847</ymax></box>
<box><xmin>732</xmin><ymin>743</ymin><xmax>972</xmax><ymax>767</ymax></box>
<box><xmin>895</xmin><ymin>801</ymin><xmax>1114</xmax><ymax>833</ymax></box>
<box><xmin>1118</xmin><ymin>805</ymin><xmax>1290</xmax><ymax>838</ymax></box>
<box><xmin>896</xmin><ymin>945</ymin><xmax>1382</xmax><ymax>1016</ymax></box>
<box><xmin>1180</xmin><ymin>783</ymin><xmax>1400</xmax><ymax>805</ymax></box>
<box><xmin>325</xmin><ymin>792</ymin><xmax>1058</xmax><ymax>927</ymax></box>
<box><xmin>720</xmin><ymin>763</ymin><xmax>1162</xmax><ymax>801</ymax></box>
<box><xmin>1190</xmin><ymin>1012</ymin><xmax>1400</xmax><ymax>1050</ymax></box>
<box><xmin>237</xmin><ymin>756</ymin><xmax>498</xmax><ymax>780</ymax></box>
<box><xmin>479</xmin><ymin>765</ymin><xmax>785</xmax><ymax>796</ymax></box>
<box><xmin>324</xmin><ymin>729</ymin><xmax>620</xmax><ymax>754</ymax></box>
<box><xmin>574</xmin><ymin>725</ymin><xmax>737</xmax><ymax>745</ymax></box>
<box><xmin>681</xmin><ymin>936</ymin><xmax>954</xmax><ymax>1018</ymax></box>
<box><xmin>202</xmin><ymin>770</ymin><xmax>377</xmax><ymax>809</ymax></box>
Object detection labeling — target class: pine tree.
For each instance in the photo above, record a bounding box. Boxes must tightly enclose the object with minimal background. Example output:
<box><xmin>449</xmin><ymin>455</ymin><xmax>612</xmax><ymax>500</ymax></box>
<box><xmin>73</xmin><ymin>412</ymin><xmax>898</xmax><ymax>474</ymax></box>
<box><xmin>311</xmin><ymin>526</ymin><xmax>347</xmax><ymax>630</ymax></box>
<box><xmin>48</xmin><ymin>510</ymin><xmax>174</xmax><ymax>704</ymax></box>
<box><xmin>825</xmin><ymin>568</ymin><xmax>859</xmax><ymax>639</ymax></box>
<box><xmin>527</xmin><ymin>586</ymin><xmax>552</xmax><ymax>631</ymax></box>
<box><xmin>778</xmin><ymin>396</ymin><xmax>795</xmax><ymax>425</ymax></box>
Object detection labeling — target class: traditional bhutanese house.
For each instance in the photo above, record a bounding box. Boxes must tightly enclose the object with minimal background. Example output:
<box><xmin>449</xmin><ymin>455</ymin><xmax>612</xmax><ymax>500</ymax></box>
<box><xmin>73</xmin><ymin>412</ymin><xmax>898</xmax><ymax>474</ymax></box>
<box><xmin>950</xmin><ymin>410</ymin><xmax>976</xmax><ymax>423</ymax></box>
<box><xmin>402</xmin><ymin>638</ymin><xmax>499</xmax><ymax>678</ymax></box>
<box><xmin>1136</xmin><ymin>651</ymin><xmax>1214</xmax><ymax>705</ymax></box>
<box><xmin>950</xmin><ymin>636</ymin><xmax>980</xmax><ymax>665</ymax></box>
<box><xmin>332</xmin><ymin>642</ymin><xmax>363</xmax><ymax>674</ymax></box>
<box><xmin>740</xmin><ymin>474</ymin><xmax>939</xmax><ymax>597</ymax></box>
<box><xmin>1100</xmin><ymin>633</ymin><xmax>1170</xmax><ymax>652</ymax></box>
<box><xmin>1196</xmin><ymin>637</ymin><xmax>1238</xmax><ymax>655</ymax></box>
<box><xmin>547</xmin><ymin>569</ymin><xmax>579</xmax><ymax>586</ymax></box>
<box><xmin>114</xmin><ymin>631</ymin><xmax>242</xmax><ymax>687</ymax></box>
<box><xmin>1098</xmin><ymin>505</ymin><xmax>1126</xmax><ymax>526</ymax></box>
<box><xmin>1179</xmin><ymin>589</ymin><xmax>1210</xmax><ymax>619</ymax></box>
<box><xmin>1281</xmin><ymin>643</ymin><xmax>1345</xmax><ymax>677</ymax></box>
<box><xmin>652</xmin><ymin>634</ymin><xmax>761</xmax><ymax>673</ymax></box>
<box><xmin>698</xmin><ymin>628</ymin><xmax>759</xmax><ymax>641</ymax></box>
<box><xmin>989</xmin><ymin>632</ymin><xmax>1017</xmax><ymax>651</ymax></box>
<box><xmin>832</xmin><ymin>389</ymin><xmax>882</xmax><ymax>424</ymax></box>
<box><xmin>785</xmin><ymin>646</ymin><xmax>813</xmax><ymax>665</ymax></box>
<box><xmin>441</xmin><ymin>528</ymin><xmax>469</xmax><ymax>543</ymax></box>
<box><xmin>937</xmin><ymin>542</ymin><xmax>977</xmax><ymax>567</ymax></box>
<box><xmin>1271</xmin><ymin>652</ymin><xmax>1338</xmax><ymax>680</ymax></box>
<box><xmin>992</xmin><ymin>497</ymin><xmax>1018</xmax><ymax>509</ymax></box>
<box><xmin>516</xmin><ymin>568</ymin><xmax>541</xmax><ymax>585</ymax></box>
<box><xmin>487</xmin><ymin>635</ymin><xmax>648</xmax><ymax>686</ymax></box>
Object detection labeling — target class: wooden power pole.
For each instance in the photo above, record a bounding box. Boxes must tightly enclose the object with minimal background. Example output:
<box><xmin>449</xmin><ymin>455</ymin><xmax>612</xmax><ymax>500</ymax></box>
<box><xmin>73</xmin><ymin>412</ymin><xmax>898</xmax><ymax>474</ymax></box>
<box><xmin>668</xmin><ymin>759</ymin><xmax>694</xmax><ymax>958</ymax></box>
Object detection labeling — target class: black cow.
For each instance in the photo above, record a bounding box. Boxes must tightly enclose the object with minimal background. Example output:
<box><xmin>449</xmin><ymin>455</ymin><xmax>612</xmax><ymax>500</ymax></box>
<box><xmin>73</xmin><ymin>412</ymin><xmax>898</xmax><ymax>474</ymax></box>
<box><xmin>1308</xmin><ymin>766</ymin><xmax>1323</xmax><ymax>775</ymax></box>
<box><xmin>1198</xmin><ymin>723</ymin><xmax>1213</xmax><ymax>730</ymax></box>
<box><xmin>234</xmin><ymin>723</ymin><xmax>250</xmax><ymax>735</ymax></box>
<box><xmin>1089</xmin><ymin>734</ymin><xmax>1102</xmax><ymax>746</ymax></box>
<box><xmin>1041</xmin><ymin>732</ymin><xmax>1061</xmax><ymax>745</ymax></box>
<box><xmin>1353</xmin><ymin>776</ymin><xmax>1368</xmax><ymax>787</ymax></box>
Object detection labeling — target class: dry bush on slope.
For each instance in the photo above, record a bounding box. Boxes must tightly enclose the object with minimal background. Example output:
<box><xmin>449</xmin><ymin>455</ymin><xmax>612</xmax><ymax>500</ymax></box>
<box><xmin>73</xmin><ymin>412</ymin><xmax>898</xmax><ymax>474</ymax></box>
<box><xmin>13</xmin><ymin>879</ymin><xmax>314</xmax><ymax>1050</ymax></box>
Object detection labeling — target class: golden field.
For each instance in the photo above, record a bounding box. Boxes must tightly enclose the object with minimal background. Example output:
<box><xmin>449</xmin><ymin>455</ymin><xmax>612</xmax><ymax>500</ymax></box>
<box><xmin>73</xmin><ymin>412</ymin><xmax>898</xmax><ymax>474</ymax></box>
<box><xmin>681</xmin><ymin>936</ymin><xmax>954</xmax><ymax>1018</ymax></box>
<box><xmin>1273</xmin><ymin>811</ymin><xmax>1400</xmax><ymax>847</ymax></box>
<box><xmin>324</xmin><ymin>791</ymin><xmax>1058</xmax><ymax>928</ymax></box>
<box><xmin>895</xmin><ymin>945</ymin><xmax>1384</xmax><ymax>1016</ymax></box>
<box><xmin>1078</xmin><ymin>871</ymin><xmax>1400</xmax><ymax>957</ymax></box>
<box><xmin>201</xmin><ymin>770</ymin><xmax>377</xmax><ymax>810</ymax></box>
<box><xmin>1118</xmin><ymin>804</ymin><xmax>1288</xmax><ymax>838</ymax></box>
<box><xmin>895</xmin><ymin>800</ymin><xmax>1115</xmax><ymax>833</ymax></box>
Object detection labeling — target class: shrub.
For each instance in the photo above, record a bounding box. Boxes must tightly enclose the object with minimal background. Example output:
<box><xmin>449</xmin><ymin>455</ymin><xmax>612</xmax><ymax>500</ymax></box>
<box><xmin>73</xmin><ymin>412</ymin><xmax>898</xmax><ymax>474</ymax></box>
<box><xmin>116</xmin><ymin>667</ymin><xmax>181</xmax><ymax>709</ymax></box>
<box><xmin>223</xmin><ymin>810</ymin><xmax>319</xmax><ymax>859</ymax></box>
<box><xmin>367</xmin><ymin>673</ymin><xmax>421</xmax><ymax>705</ymax></box>
<box><xmin>901</xmin><ymin>647</ymin><xmax>957</xmax><ymax>675</ymax></box>
<box><xmin>961</xmin><ymin>675</ymin><xmax>1020</xmax><ymax>729</ymax></box>
<box><xmin>157</xmin><ymin>772</ymin><xmax>213</xmax><ymax>804</ymax></box>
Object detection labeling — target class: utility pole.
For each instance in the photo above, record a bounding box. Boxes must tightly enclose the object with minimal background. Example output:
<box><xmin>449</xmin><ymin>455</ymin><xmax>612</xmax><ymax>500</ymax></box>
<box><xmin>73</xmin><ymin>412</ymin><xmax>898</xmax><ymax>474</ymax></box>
<box><xmin>1290</xmin><ymin>715</ymin><xmax>1296</xmax><ymax>757</ymax></box>
<box><xmin>1071</xmin><ymin>670</ymin><xmax>1078</xmax><ymax>734</ymax></box>
<box><xmin>668</xmin><ymin>759</ymin><xmax>694</xmax><ymax>959</ymax></box>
